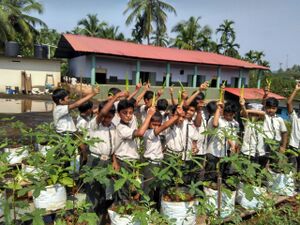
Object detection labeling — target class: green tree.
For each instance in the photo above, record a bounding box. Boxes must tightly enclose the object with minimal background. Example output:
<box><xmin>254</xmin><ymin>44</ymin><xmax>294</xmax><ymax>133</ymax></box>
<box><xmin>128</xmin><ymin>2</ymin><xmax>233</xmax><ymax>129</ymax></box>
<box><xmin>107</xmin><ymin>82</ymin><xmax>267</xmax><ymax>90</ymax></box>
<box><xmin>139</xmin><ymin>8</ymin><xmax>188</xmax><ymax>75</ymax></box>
<box><xmin>124</xmin><ymin>0</ymin><xmax>176</xmax><ymax>44</ymax></box>
<box><xmin>171</xmin><ymin>16</ymin><xmax>214</xmax><ymax>51</ymax></box>
<box><xmin>130</xmin><ymin>15</ymin><xmax>145</xmax><ymax>44</ymax></box>
<box><xmin>101</xmin><ymin>25</ymin><xmax>125</xmax><ymax>40</ymax></box>
<box><xmin>0</xmin><ymin>0</ymin><xmax>46</xmax><ymax>50</ymax></box>
<box><xmin>77</xmin><ymin>14</ymin><xmax>107</xmax><ymax>37</ymax></box>
<box><xmin>151</xmin><ymin>27</ymin><xmax>169</xmax><ymax>47</ymax></box>
<box><xmin>36</xmin><ymin>28</ymin><xmax>61</xmax><ymax>58</ymax></box>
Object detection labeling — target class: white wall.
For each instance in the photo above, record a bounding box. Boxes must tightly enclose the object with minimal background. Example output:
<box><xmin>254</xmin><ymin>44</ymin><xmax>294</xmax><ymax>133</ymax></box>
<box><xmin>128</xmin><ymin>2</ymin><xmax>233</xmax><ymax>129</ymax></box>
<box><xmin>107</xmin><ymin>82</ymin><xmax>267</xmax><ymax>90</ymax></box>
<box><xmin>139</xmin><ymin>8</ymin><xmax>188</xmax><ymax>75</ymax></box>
<box><xmin>69</xmin><ymin>55</ymin><xmax>250</xmax><ymax>86</ymax></box>
<box><xmin>0</xmin><ymin>57</ymin><xmax>61</xmax><ymax>93</ymax></box>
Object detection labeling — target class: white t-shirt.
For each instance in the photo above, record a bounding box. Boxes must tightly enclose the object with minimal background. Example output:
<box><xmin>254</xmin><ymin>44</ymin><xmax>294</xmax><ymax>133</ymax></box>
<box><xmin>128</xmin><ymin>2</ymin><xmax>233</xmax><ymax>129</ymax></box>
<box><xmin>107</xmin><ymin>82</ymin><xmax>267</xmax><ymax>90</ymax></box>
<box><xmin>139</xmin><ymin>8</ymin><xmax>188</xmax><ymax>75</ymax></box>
<box><xmin>114</xmin><ymin>123</ymin><xmax>140</xmax><ymax>160</ymax></box>
<box><xmin>196</xmin><ymin>110</ymin><xmax>208</xmax><ymax>155</ymax></box>
<box><xmin>206</xmin><ymin>117</ymin><xmax>239</xmax><ymax>158</ymax></box>
<box><xmin>89</xmin><ymin>117</ymin><xmax>116</xmax><ymax>156</ymax></box>
<box><xmin>139</xmin><ymin>105</ymin><xmax>148</xmax><ymax>123</ymax></box>
<box><xmin>76</xmin><ymin>115</ymin><xmax>91</xmax><ymax>131</ymax></box>
<box><xmin>53</xmin><ymin>105</ymin><xmax>76</xmax><ymax>133</ymax></box>
<box><xmin>165</xmin><ymin>124</ymin><xmax>184</xmax><ymax>153</ymax></box>
<box><xmin>181</xmin><ymin>119</ymin><xmax>199</xmax><ymax>160</ymax></box>
<box><xmin>263</xmin><ymin>114</ymin><xmax>287</xmax><ymax>142</ymax></box>
<box><xmin>289</xmin><ymin>110</ymin><xmax>300</xmax><ymax>148</ymax></box>
<box><xmin>241</xmin><ymin>121</ymin><xmax>266</xmax><ymax>156</ymax></box>
<box><xmin>143</xmin><ymin>129</ymin><xmax>163</xmax><ymax>161</ymax></box>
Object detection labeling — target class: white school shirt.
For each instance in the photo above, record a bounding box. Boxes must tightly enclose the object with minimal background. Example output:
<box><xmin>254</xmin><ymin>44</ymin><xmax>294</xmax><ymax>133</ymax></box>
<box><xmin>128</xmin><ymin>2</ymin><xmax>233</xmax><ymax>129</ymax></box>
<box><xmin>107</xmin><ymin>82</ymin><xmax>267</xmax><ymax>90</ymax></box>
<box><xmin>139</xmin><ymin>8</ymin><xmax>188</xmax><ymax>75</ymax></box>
<box><xmin>289</xmin><ymin>110</ymin><xmax>300</xmax><ymax>148</ymax></box>
<box><xmin>76</xmin><ymin>115</ymin><xmax>92</xmax><ymax>131</ymax></box>
<box><xmin>263</xmin><ymin>114</ymin><xmax>287</xmax><ymax>142</ymax></box>
<box><xmin>139</xmin><ymin>105</ymin><xmax>148</xmax><ymax>123</ymax></box>
<box><xmin>165</xmin><ymin>124</ymin><xmax>184</xmax><ymax>153</ymax></box>
<box><xmin>241</xmin><ymin>121</ymin><xmax>265</xmax><ymax>156</ymax></box>
<box><xmin>114</xmin><ymin>122</ymin><xmax>140</xmax><ymax>160</ymax></box>
<box><xmin>112</xmin><ymin>114</ymin><xmax>138</xmax><ymax>129</ymax></box>
<box><xmin>181</xmin><ymin>119</ymin><xmax>199</xmax><ymax>160</ymax></box>
<box><xmin>206</xmin><ymin>117</ymin><xmax>239</xmax><ymax>158</ymax></box>
<box><xmin>89</xmin><ymin>117</ymin><xmax>116</xmax><ymax>156</ymax></box>
<box><xmin>196</xmin><ymin>110</ymin><xmax>208</xmax><ymax>155</ymax></box>
<box><xmin>53</xmin><ymin>105</ymin><xmax>76</xmax><ymax>133</ymax></box>
<box><xmin>143</xmin><ymin>129</ymin><xmax>163</xmax><ymax>161</ymax></box>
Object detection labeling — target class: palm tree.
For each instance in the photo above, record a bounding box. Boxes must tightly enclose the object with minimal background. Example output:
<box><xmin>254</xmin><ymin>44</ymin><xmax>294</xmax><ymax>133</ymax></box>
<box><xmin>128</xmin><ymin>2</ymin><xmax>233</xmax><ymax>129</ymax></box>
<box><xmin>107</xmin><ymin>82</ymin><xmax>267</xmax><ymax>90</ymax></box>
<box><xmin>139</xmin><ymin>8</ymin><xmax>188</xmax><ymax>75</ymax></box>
<box><xmin>131</xmin><ymin>15</ymin><xmax>145</xmax><ymax>44</ymax></box>
<box><xmin>171</xmin><ymin>16</ymin><xmax>213</xmax><ymax>51</ymax></box>
<box><xmin>102</xmin><ymin>25</ymin><xmax>125</xmax><ymax>40</ymax></box>
<box><xmin>216</xmin><ymin>19</ymin><xmax>236</xmax><ymax>45</ymax></box>
<box><xmin>223</xmin><ymin>41</ymin><xmax>240</xmax><ymax>58</ymax></box>
<box><xmin>151</xmin><ymin>27</ymin><xmax>169</xmax><ymax>47</ymax></box>
<box><xmin>0</xmin><ymin>0</ymin><xmax>47</xmax><ymax>47</ymax></box>
<box><xmin>124</xmin><ymin>0</ymin><xmax>176</xmax><ymax>44</ymax></box>
<box><xmin>77</xmin><ymin>14</ymin><xmax>107</xmax><ymax>37</ymax></box>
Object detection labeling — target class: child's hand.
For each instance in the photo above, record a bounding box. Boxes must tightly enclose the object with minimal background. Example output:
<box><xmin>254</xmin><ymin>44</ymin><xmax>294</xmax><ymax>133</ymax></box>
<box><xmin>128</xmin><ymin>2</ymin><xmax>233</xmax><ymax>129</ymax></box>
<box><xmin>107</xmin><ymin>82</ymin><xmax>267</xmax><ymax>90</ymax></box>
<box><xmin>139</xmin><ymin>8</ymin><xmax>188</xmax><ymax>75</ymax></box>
<box><xmin>181</xmin><ymin>90</ymin><xmax>188</xmax><ymax>100</ymax></box>
<box><xmin>279</xmin><ymin>146</ymin><xmax>286</xmax><ymax>153</ymax></box>
<box><xmin>92</xmin><ymin>85</ymin><xmax>100</xmax><ymax>94</ymax></box>
<box><xmin>176</xmin><ymin>106</ymin><xmax>185</xmax><ymax>117</ymax></box>
<box><xmin>147</xmin><ymin>106</ymin><xmax>156</xmax><ymax>116</ymax></box>
<box><xmin>144</xmin><ymin>82</ymin><xmax>151</xmax><ymax>90</ymax></box>
<box><xmin>136</xmin><ymin>82</ymin><xmax>142</xmax><ymax>90</ymax></box>
<box><xmin>112</xmin><ymin>161</ymin><xmax>120</xmax><ymax>172</ymax></box>
<box><xmin>239</xmin><ymin>97</ymin><xmax>245</xmax><ymax>106</ymax></box>
<box><xmin>199</xmin><ymin>81</ymin><xmax>209</xmax><ymax>92</ymax></box>
<box><xmin>117</xmin><ymin>91</ymin><xmax>129</xmax><ymax>98</ymax></box>
<box><xmin>295</xmin><ymin>82</ymin><xmax>300</xmax><ymax>91</ymax></box>
<box><xmin>217</xmin><ymin>101</ymin><xmax>224</xmax><ymax>108</ymax></box>
<box><xmin>157</xmin><ymin>88</ymin><xmax>163</xmax><ymax>97</ymax></box>
<box><xmin>263</xmin><ymin>86</ymin><xmax>270</xmax><ymax>96</ymax></box>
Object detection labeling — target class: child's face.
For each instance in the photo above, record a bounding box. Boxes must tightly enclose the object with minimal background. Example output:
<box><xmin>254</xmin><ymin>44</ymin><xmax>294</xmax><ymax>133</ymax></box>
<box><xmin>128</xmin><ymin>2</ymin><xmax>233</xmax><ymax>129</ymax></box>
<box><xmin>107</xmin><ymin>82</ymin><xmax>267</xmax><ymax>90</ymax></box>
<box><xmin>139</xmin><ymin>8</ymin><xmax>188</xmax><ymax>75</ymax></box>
<box><xmin>149</xmin><ymin>120</ymin><xmax>161</xmax><ymax>129</ymax></box>
<box><xmin>59</xmin><ymin>96</ymin><xmax>69</xmax><ymax>105</ymax></box>
<box><xmin>118</xmin><ymin>107</ymin><xmax>134</xmax><ymax>124</ymax></box>
<box><xmin>185</xmin><ymin>106</ymin><xmax>196</xmax><ymax>120</ymax></box>
<box><xmin>265</xmin><ymin>106</ymin><xmax>277</xmax><ymax>116</ymax></box>
<box><xmin>223</xmin><ymin>112</ymin><xmax>235</xmax><ymax>121</ymax></box>
<box><xmin>144</xmin><ymin>98</ymin><xmax>152</xmax><ymax>108</ymax></box>
<box><xmin>102</xmin><ymin>113</ymin><xmax>114</xmax><ymax>127</ymax></box>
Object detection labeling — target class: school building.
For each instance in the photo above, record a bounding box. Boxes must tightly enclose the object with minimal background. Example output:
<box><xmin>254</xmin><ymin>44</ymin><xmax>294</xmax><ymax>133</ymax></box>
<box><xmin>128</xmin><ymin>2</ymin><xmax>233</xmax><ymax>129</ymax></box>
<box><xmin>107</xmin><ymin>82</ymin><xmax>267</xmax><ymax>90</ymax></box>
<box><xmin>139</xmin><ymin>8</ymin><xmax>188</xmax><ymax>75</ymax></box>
<box><xmin>55</xmin><ymin>34</ymin><xmax>268</xmax><ymax>89</ymax></box>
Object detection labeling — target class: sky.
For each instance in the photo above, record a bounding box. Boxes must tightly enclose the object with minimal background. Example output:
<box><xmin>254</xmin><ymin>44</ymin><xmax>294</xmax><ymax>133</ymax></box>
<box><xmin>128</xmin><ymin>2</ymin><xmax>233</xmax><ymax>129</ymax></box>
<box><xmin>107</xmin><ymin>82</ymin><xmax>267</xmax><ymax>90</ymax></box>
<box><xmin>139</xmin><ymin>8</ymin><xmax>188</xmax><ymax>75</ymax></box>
<box><xmin>32</xmin><ymin>0</ymin><xmax>300</xmax><ymax>71</ymax></box>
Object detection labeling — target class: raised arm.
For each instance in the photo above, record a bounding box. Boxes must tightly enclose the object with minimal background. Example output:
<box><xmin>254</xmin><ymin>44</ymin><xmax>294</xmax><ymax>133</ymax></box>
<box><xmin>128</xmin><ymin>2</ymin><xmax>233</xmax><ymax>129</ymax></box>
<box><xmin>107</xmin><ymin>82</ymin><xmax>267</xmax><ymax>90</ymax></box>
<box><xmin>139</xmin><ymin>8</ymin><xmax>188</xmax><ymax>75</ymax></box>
<box><xmin>184</xmin><ymin>81</ymin><xmax>209</xmax><ymax>107</ymax></box>
<box><xmin>239</xmin><ymin>97</ymin><xmax>248</xmax><ymax>118</ymax></box>
<box><xmin>69</xmin><ymin>86</ymin><xmax>100</xmax><ymax>110</ymax></box>
<box><xmin>194</xmin><ymin>101</ymin><xmax>205</xmax><ymax>127</ymax></box>
<box><xmin>133</xmin><ymin>106</ymin><xmax>156</xmax><ymax>137</ymax></box>
<box><xmin>287</xmin><ymin>83</ymin><xmax>300</xmax><ymax>114</ymax></box>
<box><xmin>128</xmin><ymin>82</ymin><xmax>142</xmax><ymax>100</ymax></box>
<box><xmin>136</xmin><ymin>82</ymin><xmax>150</xmax><ymax>106</ymax></box>
<box><xmin>169</xmin><ymin>86</ymin><xmax>176</xmax><ymax>106</ymax></box>
<box><xmin>213</xmin><ymin>101</ymin><xmax>223</xmax><ymax>128</ymax></box>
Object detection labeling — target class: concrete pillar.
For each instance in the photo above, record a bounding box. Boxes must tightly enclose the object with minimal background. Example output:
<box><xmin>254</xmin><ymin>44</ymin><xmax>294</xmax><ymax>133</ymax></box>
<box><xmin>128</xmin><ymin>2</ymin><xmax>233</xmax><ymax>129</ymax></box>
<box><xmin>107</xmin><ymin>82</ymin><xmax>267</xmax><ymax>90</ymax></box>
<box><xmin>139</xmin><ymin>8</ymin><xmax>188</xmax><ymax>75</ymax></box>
<box><xmin>136</xmin><ymin>60</ymin><xmax>140</xmax><ymax>84</ymax></box>
<box><xmin>238</xmin><ymin>69</ymin><xmax>243</xmax><ymax>88</ymax></box>
<box><xmin>91</xmin><ymin>55</ymin><xmax>96</xmax><ymax>85</ymax></box>
<box><xmin>257</xmin><ymin>70</ymin><xmax>262</xmax><ymax>88</ymax></box>
<box><xmin>193</xmin><ymin>65</ymin><xmax>198</xmax><ymax>88</ymax></box>
<box><xmin>166</xmin><ymin>63</ymin><xmax>171</xmax><ymax>87</ymax></box>
<box><xmin>217</xmin><ymin>67</ymin><xmax>221</xmax><ymax>88</ymax></box>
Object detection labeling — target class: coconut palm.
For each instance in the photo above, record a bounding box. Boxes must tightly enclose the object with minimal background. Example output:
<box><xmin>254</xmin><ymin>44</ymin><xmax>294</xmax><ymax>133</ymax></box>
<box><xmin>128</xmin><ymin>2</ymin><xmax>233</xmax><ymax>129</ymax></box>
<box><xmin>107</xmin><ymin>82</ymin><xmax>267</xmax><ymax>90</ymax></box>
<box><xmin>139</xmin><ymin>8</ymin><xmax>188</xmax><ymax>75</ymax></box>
<box><xmin>77</xmin><ymin>14</ymin><xmax>107</xmax><ymax>37</ymax></box>
<box><xmin>171</xmin><ymin>16</ymin><xmax>213</xmax><ymax>51</ymax></box>
<box><xmin>223</xmin><ymin>41</ymin><xmax>240</xmax><ymax>58</ymax></box>
<box><xmin>131</xmin><ymin>15</ymin><xmax>145</xmax><ymax>44</ymax></box>
<box><xmin>151</xmin><ymin>27</ymin><xmax>169</xmax><ymax>47</ymax></box>
<box><xmin>216</xmin><ymin>19</ymin><xmax>236</xmax><ymax>45</ymax></box>
<box><xmin>0</xmin><ymin>0</ymin><xmax>46</xmax><ymax>46</ymax></box>
<box><xmin>102</xmin><ymin>25</ymin><xmax>125</xmax><ymax>40</ymax></box>
<box><xmin>124</xmin><ymin>0</ymin><xmax>176</xmax><ymax>44</ymax></box>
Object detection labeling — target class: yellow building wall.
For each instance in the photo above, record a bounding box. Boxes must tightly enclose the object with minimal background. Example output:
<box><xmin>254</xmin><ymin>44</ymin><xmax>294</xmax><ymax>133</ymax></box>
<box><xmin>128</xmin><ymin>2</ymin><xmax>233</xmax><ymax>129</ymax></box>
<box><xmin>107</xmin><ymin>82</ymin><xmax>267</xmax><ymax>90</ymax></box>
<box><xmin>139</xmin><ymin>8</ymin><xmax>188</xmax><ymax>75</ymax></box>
<box><xmin>0</xmin><ymin>57</ymin><xmax>61</xmax><ymax>93</ymax></box>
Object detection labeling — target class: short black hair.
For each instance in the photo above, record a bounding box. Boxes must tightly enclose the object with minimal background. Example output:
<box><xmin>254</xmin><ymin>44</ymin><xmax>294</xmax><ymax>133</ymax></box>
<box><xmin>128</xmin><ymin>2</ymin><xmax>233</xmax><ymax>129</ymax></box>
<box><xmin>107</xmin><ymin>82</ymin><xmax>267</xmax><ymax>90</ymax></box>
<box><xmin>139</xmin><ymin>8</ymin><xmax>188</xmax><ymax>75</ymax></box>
<box><xmin>99</xmin><ymin>100</ymin><xmax>116</xmax><ymax>115</ymax></box>
<box><xmin>170</xmin><ymin>105</ymin><xmax>178</xmax><ymax>115</ymax></box>
<box><xmin>78</xmin><ymin>101</ymin><xmax>93</xmax><ymax>113</ymax></box>
<box><xmin>224</xmin><ymin>101</ymin><xmax>238</xmax><ymax>114</ymax></box>
<box><xmin>151</xmin><ymin>111</ymin><xmax>162</xmax><ymax>123</ymax></box>
<box><xmin>128</xmin><ymin>98</ymin><xmax>137</xmax><ymax>106</ymax></box>
<box><xmin>117</xmin><ymin>99</ymin><xmax>134</xmax><ymax>112</ymax></box>
<box><xmin>266</xmin><ymin>97</ymin><xmax>279</xmax><ymax>107</ymax></box>
<box><xmin>193</xmin><ymin>91</ymin><xmax>205</xmax><ymax>102</ymax></box>
<box><xmin>52</xmin><ymin>88</ymin><xmax>69</xmax><ymax>105</ymax></box>
<box><xmin>144</xmin><ymin>91</ymin><xmax>154</xmax><ymax>100</ymax></box>
<box><xmin>206</xmin><ymin>101</ymin><xmax>217</xmax><ymax>115</ymax></box>
<box><xmin>108</xmin><ymin>87</ymin><xmax>121</xmax><ymax>96</ymax></box>
<box><xmin>157</xmin><ymin>99</ymin><xmax>168</xmax><ymax>111</ymax></box>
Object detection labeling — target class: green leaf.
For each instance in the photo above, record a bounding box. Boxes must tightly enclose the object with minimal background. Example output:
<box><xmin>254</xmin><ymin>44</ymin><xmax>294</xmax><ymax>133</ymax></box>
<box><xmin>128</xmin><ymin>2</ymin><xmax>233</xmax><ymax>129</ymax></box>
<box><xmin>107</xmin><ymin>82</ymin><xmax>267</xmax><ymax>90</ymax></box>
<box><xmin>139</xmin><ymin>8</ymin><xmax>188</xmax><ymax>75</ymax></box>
<box><xmin>78</xmin><ymin>213</ymin><xmax>99</xmax><ymax>225</ymax></box>
<box><xmin>114</xmin><ymin>178</ymin><xmax>127</xmax><ymax>192</ymax></box>
<box><xmin>59</xmin><ymin>176</ymin><xmax>74</xmax><ymax>187</ymax></box>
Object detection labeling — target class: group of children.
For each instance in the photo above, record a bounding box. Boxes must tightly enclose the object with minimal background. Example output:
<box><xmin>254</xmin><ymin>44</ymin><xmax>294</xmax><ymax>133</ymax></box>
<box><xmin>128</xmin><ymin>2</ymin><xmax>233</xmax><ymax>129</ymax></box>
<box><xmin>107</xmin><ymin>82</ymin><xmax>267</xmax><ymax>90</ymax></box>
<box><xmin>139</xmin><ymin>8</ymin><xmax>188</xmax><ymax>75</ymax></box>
<box><xmin>51</xmin><ymin>81</ymin><xmax>300</xmax><ymax>215</ymax></box>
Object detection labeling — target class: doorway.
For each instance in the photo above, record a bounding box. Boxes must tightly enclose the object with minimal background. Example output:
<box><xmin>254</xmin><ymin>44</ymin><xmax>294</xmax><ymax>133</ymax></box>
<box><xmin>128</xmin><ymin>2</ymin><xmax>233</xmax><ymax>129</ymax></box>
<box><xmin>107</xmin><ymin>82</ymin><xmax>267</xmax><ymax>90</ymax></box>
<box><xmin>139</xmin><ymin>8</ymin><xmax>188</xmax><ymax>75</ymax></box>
<box><xmin>96</xmin><ymin>73</ymin><xmax>107</xmax><ymax>84</ymax></box>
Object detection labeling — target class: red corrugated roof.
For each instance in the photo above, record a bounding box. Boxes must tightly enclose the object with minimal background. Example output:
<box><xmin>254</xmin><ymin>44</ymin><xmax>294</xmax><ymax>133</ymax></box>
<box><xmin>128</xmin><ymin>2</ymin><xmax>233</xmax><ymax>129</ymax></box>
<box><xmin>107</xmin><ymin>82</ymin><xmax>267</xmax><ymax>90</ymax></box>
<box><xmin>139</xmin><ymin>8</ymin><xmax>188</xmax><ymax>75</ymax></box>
<box><xmin>62</xmin><ymin>34</ymin><xmax>269</xmax><ymax>70</ymax></box>
<box><xmin>225</xmin><ymin>88</ymin><xmax>285</xmax><ymax>100</ymax></box>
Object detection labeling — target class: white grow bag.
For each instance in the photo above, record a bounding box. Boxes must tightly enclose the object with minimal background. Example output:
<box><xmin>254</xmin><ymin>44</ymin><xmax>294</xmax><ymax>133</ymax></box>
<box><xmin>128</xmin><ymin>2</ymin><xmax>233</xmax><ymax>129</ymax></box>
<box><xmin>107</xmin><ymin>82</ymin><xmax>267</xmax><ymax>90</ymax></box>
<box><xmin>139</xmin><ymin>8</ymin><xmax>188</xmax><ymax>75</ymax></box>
<box><xmin>236</xmin><ymin>183</ymin><xmax>266</xmax><ymax>210</ymax></box>
<box><xmin>161</xmin><ymin>198</ymin><xmax>197</xmax><ymax>225</ymax></box>
<box><xmin>204</xmin><ymin>187</ymin><xmax>236</xmax><ymax>218</ymax></box>
<box><xmin>5</xmin><ymin>146</ymin><xmax>29</xmax><ymax>165</ymax></box>
<box><xmin>267</xmin><ymin>170</ymin><xmax>295</xmax><ymax>197</ymax></box>
<box><xmin>38</xmin><ymin>145</ymin><xmax>52</xmax><ymax>156</ymax></box>
<box><xmin>108</xmin><ymin>209</ymin><xmax>140</xmax><ymax>225</ymax></box>
<box><xmin>22</xmin><ymin>164</ymin><xmax>40</xmax><ymax>175</ymax></box>
<box><xmin>0</xmin><ymin>193</ymin><xmax>3</xmax><ymax>217</ymax></box>
<box><xmin>33</xmin><ymin>184</ymin><xmax>67</xmax><ymax>211</ymax></box>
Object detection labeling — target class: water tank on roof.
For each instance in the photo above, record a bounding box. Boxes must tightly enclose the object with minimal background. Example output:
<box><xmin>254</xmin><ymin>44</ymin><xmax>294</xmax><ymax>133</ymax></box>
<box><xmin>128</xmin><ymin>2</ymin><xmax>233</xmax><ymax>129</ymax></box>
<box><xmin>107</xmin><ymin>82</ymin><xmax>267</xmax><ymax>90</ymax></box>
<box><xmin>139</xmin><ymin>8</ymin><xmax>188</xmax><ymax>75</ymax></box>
<box><xmin>34</xmin><ymin>44</ymin><xmax>43</xmax><ymax>59</ymax></box>
<box><xmin>42</xmin><ymin>45</ymin><xmax>49</xmax><ymax>59</ymax></box>
<box><xmin>5</xmin><ymin>41</ymin><xmax>20</xmax><ymax>57</ymax></box>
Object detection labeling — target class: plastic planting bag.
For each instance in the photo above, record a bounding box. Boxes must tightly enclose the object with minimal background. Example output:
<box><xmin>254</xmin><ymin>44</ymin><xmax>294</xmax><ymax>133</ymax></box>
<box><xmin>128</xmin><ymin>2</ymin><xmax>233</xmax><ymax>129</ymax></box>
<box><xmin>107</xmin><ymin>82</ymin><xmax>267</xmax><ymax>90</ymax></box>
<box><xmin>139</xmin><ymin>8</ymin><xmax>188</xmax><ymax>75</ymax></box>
<box><xmin>161</xmin><ymin>199</ymin><xmax>197</xmax><ymax>225</ymax></box>
<box><xmin>70</xmin><ymin>154</ymin><xmax>81</xmax><ymax>174</ymax></box>
<box><xmin>33</xmin><ymin>184</ymin><xmax>67</xmax><ymax>211</ymax></box>
<box><xmin>204</xmin><ymin>187</ymin><xmax>236</xmax><ymax>218</ymax></box>
<box><xmin>267</xmin><ymin>170</ymin><xmax>295</xmax><ymax>197</ymax></box>
<box><xmin>5</xmin><ymin>146</ymin><xmax>29</xmax><ymax>165</ymax></box>
<box><xmin>108</xmin><ymin>209</ymin><xmax>140</xmax><ymax>225</ymax></box>
<box><xmin>236</xmin><ymin>183</ymin><xmax>267</xmax><ymax>210</ymax></box>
